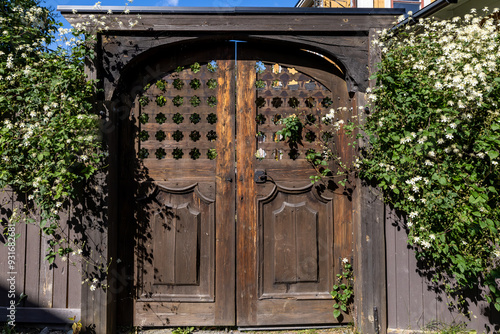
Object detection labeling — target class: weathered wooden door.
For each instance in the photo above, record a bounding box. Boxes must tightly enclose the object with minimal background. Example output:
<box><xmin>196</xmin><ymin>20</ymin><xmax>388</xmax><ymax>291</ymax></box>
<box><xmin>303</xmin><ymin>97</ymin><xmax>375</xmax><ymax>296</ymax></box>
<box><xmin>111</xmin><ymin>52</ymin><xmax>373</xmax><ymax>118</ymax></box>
<box><xmin>131</xmin><ymin>43</ymin><xmax>353</xmax><ymax>327</ymax></box>
<box><xmin>235</xmin><ymin>45</ymin><xmax>354</xmax><ymax>326</ymax></box>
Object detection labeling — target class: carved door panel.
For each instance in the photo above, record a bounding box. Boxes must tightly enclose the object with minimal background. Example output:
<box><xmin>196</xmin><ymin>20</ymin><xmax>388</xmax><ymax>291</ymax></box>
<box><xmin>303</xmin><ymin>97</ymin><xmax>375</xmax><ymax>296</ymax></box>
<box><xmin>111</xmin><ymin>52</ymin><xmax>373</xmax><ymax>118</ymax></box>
<box><xmin>131</xmin><ymin>49</ymin><xmax>235</xmax><ymax>327</ymax></box>
<box><xmin>236</xmin><ymin>52</ymin><xmax>354</xmax><ymax>326</ymax></box>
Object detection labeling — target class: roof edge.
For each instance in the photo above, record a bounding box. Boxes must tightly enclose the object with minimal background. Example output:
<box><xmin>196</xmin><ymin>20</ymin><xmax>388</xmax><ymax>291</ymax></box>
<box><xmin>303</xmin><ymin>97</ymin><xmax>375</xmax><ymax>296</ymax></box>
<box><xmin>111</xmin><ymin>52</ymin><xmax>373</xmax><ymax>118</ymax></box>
<box><xmin>392</xmin><ymin>0</ymin><xmax>458</xmax><ymax>29</ymax></box>
<box><xmin>57</xmin><ymin>5</ymin><xmax>405</xmax><ymax>15</ymax></box>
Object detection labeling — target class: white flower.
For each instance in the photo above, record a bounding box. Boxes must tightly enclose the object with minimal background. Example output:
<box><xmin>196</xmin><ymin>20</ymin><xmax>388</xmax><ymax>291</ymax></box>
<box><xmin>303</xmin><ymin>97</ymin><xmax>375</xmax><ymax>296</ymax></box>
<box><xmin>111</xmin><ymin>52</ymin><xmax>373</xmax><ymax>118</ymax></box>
<box><xmin>61</xmin><ymin>256</ymin><xmax>67</xmax><ymax>262</ymax></box>
<box><xmin>407</xmin><ymin>221</ymin><xmax>413</xmax><ymax>227</ymax></box>
<box><xmin>477</xmin><ymin>152</ymin><xmax>485</xmax><ymax>159</ymax></box>
<box><xmin>445</xmin><ymin>133</ymin><xmax>453</xmax><ymax>140</ymax></box>
<box><xmin>420</xmin><ymin>198</ymin><xmax>427</xmax><ymax>204</ymax></box>
<box><xmin>450</xmin><ymin>123</ymin><xmax>457</xmax><ymax>129</ymax></box>
<box><xmin>342</xmin><ymin>258</ymin><xmax>349</xmax><ymax>264</ymax></box>
<box><xmin>424</xmin><ymin>160</ymin><xmax>434</xmax><ymax>166</ymax></box>
<box><xmin>408</xmin><ymin>195</ymin><xmax>415</xmax><ymax>202</ymax></box>
<box><xmin>92</xmin><ymin>278</ymin><xmax>98</xmax><ymax>283</ymax></box>
<box><xmin>429</xmin><ymin>234</ymin><xmax>435</xmax><ymax>240</ymax></box>
<box><xmin>90</xmin><ymin>285</ymin><xmax>96</xmax><ymax>291</ymax></box>
<box><xmin>428</xmin><ymin>151</ymin><xmax>435</xmax><ymax>157</ymax></box>
<box><xmin>255</xmin><ymin>148</ymin><xmax>266</xmax><ymax>159</ymax></box>
<box><xmin>81</xmin><ymin>155</ymin><xmax>88</xmax><ymax>161</ymax></box>
<box><xmin>409</xmin><ymin>211</ymin><xmax>418</xmax><ymax>218</ymax></box>
<box><xmin>437</xmin><ymin>138</ymin><xmax>444</xmax><ymax>144</ymax></box>
<box><xmin>492</xmin><ymin>161</ymin><xmax>498</xmax><ymax>166</ymax></box>
<box><xmin>421</xmin><ymin>240</ymin><xmax>431</xmax><ymax>249</ymax></box>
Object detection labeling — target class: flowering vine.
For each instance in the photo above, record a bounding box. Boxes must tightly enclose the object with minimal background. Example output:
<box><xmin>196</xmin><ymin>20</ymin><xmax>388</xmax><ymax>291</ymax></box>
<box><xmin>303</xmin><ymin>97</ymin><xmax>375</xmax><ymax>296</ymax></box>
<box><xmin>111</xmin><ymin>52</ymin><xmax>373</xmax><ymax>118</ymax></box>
<box><xmin>0</xmin><ymin>0</ymin><xmax>136</xmax><ymax>284</ymax></box>
<box><xmin>278</xmin><ymin>8</ymin><xmax>500</xmax><ymax>313</ymax></box>
<box><xmin>363</xmin><ymin>8</ymin><xmax>500</xmax><ymax>312</ymax></box>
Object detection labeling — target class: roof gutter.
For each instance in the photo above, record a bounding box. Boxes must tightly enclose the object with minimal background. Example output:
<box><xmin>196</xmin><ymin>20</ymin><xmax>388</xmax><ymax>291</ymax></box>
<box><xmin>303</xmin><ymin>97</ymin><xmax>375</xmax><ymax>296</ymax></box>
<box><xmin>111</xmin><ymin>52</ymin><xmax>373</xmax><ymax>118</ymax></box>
<box><xmin>392</xmin><ymin>0</ymin><xmax>458</xmax><ymax>30</ymax></box>
<box><xmin>295</xmin><ymin>0</ymin><xmax>309</xmax><ymax>7</ymax></box>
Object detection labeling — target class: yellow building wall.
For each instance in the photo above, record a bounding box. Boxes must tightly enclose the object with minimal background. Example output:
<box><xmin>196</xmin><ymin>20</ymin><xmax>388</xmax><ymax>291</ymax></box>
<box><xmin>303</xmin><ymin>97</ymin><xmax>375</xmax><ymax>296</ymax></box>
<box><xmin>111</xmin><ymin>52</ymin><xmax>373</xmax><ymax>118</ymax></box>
<box><xmin>318</xmin><ymin>0</ymin><xmax>436</xmax><ymax>9</ymax></box>
<box><xmin>324</xmin><ymin>0</ymin><xmax>351</xmax><ymax>8</ymax></box>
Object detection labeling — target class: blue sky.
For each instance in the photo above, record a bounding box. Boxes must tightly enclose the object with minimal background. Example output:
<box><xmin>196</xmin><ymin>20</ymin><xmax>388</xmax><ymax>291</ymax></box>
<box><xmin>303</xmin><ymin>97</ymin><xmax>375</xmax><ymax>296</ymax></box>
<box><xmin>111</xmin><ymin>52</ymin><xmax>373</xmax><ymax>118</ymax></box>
<box><xmin>44</xmin><ymin>0</ymin><xmax>297</xmax><ymax>28</ymax></box>
<box><xmin>45</xmin><ymin>0</ymin><xmax>297</xmax><ymax>10</ymax></box>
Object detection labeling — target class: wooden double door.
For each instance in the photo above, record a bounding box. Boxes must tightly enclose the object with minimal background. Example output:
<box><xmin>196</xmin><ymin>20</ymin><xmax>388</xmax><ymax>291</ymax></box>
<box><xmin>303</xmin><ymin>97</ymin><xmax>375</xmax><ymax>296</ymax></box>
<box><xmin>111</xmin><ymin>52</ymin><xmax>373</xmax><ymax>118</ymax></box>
<box><xmin>129</xmin><ymin>43</ymin><xmax>353</xmax><ymax>327</ymax></box>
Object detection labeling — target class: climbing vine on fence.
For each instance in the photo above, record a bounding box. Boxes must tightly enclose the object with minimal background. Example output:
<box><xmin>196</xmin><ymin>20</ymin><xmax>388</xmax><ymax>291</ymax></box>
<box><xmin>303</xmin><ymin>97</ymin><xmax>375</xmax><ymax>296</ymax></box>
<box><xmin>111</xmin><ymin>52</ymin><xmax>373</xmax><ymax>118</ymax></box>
<box><xmin>279</xmin><ymin>8</ymin><xmax>500</xmax><ymax>313</ymax></box>
<box><xmin>364</xmin><ymin>9</ymin><xmax>500</xmax><ymax>312</ymax></box>
<box><xmin>0</xmin><ymin>0</ymin><xmax>137</xmax><ymax>288</ymax></box>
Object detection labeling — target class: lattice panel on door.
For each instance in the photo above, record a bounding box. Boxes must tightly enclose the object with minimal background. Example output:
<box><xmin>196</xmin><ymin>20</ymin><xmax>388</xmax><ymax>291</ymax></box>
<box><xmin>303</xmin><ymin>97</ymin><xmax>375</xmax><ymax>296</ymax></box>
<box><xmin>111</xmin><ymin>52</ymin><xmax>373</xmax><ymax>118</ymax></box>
<box><xmin>136</xmin><ymin>62</ymin><xmax>219</xmax><ymax>162</ymax></box>
<box><xmin>255</xmin><ymin>62</ymin><xmax>338</xmax><ymax>161</ymax></box>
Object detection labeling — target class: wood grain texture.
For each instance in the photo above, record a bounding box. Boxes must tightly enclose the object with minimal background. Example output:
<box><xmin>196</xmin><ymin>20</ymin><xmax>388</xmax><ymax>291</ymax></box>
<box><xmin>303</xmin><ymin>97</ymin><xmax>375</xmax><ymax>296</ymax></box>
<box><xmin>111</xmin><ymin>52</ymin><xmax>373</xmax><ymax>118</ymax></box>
<box><xmin>353</xmin><ymin>90</ymin><xmax>387</xmax><ymax>334</ymax></box>
<box><xmin>236</xmin><ymin>60</ymin><xmax>258</xmax><ymax>326</ymax></box>
<box><xmin>24</xmin><ymin>221</ymin><xmax>41</xmax><ymax>307</ymax></box>
<box><xmin>213</xmin><ymin>57</ymin><xmax>236</xmax><ymax>325</ymax></box>
<box><xmin>64</xmin><ymin>14</ymin><xmax>400</xmax><ymax>33</ymax></box>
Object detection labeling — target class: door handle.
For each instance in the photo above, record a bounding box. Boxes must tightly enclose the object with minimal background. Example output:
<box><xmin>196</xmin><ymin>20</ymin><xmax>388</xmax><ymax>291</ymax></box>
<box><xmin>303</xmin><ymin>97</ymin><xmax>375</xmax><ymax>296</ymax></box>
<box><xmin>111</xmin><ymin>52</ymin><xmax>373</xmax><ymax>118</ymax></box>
<box><xmin>254</xmin><ymin>169</ymin><xmax>267</xmax><ymax>183</ymax></box>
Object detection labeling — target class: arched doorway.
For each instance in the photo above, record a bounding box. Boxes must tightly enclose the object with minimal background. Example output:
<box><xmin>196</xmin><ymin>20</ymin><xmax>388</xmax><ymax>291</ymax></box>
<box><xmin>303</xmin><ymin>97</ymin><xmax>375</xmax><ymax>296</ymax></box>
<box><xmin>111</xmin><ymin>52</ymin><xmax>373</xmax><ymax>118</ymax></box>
<box><xmin>117</xmin><ymin>40</ymin><xmax>355</xmax><ymax>326</ymax></box>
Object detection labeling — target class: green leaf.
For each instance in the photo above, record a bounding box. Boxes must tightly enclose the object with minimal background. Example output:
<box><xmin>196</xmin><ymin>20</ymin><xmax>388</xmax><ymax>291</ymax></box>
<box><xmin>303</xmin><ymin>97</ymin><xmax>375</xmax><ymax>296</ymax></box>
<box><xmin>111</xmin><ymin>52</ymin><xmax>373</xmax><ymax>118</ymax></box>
<box><xmin>333</xmin><ymin>309</ymin><xmax>341</xmax><ymax>319</ymax></box>
<box><xmin>488</xmin><ymin>151</ymin><xmax>499</xmax><ymax>160</ymax></box>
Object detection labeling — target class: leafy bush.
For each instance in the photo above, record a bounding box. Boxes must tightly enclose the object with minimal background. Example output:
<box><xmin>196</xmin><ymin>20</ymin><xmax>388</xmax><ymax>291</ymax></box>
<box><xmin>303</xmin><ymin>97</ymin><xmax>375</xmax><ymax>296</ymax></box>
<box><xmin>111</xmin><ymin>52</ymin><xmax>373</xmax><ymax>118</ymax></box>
<box><xmin>277</xmin><ymin>9</ymin><xmax>500</xmax><ymax>312</ymax></box>
<box><xmin>365</xmin><ymin>9</ymin><xmax>500</xmax><ymax>311</ymax></box>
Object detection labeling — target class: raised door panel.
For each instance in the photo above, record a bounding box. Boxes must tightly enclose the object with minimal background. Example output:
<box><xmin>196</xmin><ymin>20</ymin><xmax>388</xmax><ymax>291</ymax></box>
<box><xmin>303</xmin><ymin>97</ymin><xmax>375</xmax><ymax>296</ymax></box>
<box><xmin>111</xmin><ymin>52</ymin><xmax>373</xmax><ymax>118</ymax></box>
<box><xmin>138</xmin><ymin>183</ymin><xmax>215</xmax><ymax>303</ymax></box>
<box><xmin>259</xmin><ymin>184</ymin><xmax>333</xmax><ymax>300</ymax></box>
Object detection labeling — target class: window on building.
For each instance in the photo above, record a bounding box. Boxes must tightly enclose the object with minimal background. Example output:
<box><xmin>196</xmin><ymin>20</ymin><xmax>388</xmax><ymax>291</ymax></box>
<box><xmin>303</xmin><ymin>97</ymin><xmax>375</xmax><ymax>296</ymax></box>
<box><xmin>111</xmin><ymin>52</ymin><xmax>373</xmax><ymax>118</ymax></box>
<box><xmin>392</xmin><ymin>0</ymin><xmax>422</xmax><ymax>14</ymax></box>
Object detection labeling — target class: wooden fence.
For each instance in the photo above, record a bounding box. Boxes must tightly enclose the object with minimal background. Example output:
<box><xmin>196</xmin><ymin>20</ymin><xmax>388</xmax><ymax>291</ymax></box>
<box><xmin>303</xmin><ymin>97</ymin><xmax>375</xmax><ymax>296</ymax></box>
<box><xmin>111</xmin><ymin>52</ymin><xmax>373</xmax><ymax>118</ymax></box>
<box><xmin>0</xmin><ymin>189</ymin><xmax>81</xmax><ymax>325</ymax></box>
<box><xmin>385</xmin><ymin>205</ymin><xmax>500</xmax><ymax>334</ymax></box>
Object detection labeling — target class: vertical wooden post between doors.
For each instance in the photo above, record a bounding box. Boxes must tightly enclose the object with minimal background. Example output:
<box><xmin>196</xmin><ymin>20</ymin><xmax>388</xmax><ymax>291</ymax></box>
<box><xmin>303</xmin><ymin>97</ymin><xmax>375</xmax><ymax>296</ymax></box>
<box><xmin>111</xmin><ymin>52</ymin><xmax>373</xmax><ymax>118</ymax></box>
<box><xmin>235</xmin><ymin>60</ymin><xmax>257</xmax><ymax>326</ymax></box>
<box><xmin>215</xmin><ymin>58</ymin><xmax>237</xmax><ymax>325</ymax></box>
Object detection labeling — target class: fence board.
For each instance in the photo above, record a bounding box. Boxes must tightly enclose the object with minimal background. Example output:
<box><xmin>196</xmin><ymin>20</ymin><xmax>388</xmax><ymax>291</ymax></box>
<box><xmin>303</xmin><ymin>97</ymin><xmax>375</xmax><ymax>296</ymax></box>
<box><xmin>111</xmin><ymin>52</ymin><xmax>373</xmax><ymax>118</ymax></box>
<box><xmin>14</xmin><ymin>198</ymin><xmax>27</xmax><ymax>307</ymax></box>
<box><xmin>53</xmin><ymin>214</ymin><xmax>69</xmax><ymax>309</ymax></box>
<box><xmin>24</xmin><ymin>221</ymin><xmax>41</xmax><ymax>307</ymax></box>
<box><xmin>67</xmin><ymin>211</ymin><xmax>82</xmax><ymax>310</ymax></box>
<box><xmin>0</xmin><ymin>189</ymin><xmax>14</xmax><ymax>307</ymax></box>
<box><xmin>394</xmin><ymin>213</ymin><xmax>410</xmax><ymax>329</ymax></box>
<box><xmin>408</xmin><ymin>245</ymin><xmax>424</xmax><ymax>330</ymax></box>
<box><xmin>385</xmin><ymin>205</ymin><xmax>398</xmax><ymax>329</ymax></box>
<box><xmin>0</xmin><ymin>189</ymin><xmax>82</xmax><ymax>323</ymax></box>
<box><xmin>386</xmin><ymin>205</ymin><xmax>500</xmax><ymax>333</ymax></box>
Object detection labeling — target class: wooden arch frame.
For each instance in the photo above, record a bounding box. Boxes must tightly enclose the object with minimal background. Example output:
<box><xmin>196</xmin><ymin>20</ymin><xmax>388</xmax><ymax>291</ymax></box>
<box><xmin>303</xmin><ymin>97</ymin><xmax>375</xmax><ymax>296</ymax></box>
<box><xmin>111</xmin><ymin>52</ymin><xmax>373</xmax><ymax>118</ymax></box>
<box><xmin>60</xmin><ymin>6</ymin><xmax>403</xmax><ymax>334</ymax></box>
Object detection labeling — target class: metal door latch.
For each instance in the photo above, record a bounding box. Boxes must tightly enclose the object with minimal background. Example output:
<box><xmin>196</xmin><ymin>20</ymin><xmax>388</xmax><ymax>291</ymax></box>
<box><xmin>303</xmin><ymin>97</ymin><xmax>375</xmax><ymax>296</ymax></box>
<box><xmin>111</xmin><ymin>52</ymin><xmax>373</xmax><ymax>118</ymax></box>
<box><xmin>254</xmin><ymin>170</ymin><xmax>267</xmax><ymax>183</ymax></box>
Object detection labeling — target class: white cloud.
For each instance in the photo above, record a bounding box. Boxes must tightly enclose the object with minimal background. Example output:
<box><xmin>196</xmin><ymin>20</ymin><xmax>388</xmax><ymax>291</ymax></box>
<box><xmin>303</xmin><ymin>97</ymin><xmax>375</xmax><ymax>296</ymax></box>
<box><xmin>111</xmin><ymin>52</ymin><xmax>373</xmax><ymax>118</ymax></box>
<box><xmin>157</xmin><ymin>0</ymin><xmax>179</xmax><ymax>6</ymax></box>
